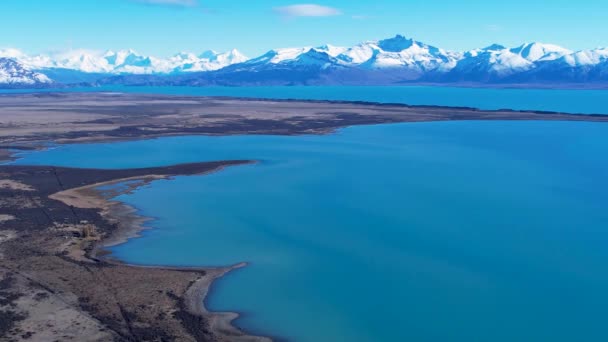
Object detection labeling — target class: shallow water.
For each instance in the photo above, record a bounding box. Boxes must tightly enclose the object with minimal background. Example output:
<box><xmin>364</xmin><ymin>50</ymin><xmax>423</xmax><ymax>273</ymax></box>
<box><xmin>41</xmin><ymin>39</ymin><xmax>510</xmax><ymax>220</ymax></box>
<box><xmin>2</xmin><ymin>85</ymin><xmax>608</xmax><ymax>114</ymax></box>
<box><xmin>13</xmin><ymin>120</ymin><xmax>608</xmax><ymax>341</ymax></box>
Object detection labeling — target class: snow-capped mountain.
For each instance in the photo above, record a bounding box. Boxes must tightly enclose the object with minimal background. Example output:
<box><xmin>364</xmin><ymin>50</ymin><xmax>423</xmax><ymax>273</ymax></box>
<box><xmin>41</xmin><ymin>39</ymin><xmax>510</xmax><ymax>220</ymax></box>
<box><xmin>559</xmin><ymin>48</ymin><xmax>608</xmax><ymax>67</ymax></box>
<box><xmin>208</xmin><ymin>37</ymin><xmax>608</xmax><ymax>85</ymax></box>
<box><xmin>506</xmin><ymin>47</ymin><xmax>608</xmax><ymax>83</ymax></box>
<box><xmin>510</xmin><ymin>42</ymin><xmax>572</xmax><ymax>62</ymax></box>
<box><xmin>0</xmin><ymin>48</ymin><xmax>54</xmax><ymax>70</ymax></box>
<box><xmin>234</xmin><ymin>35</ymin><xmax>460</xmax><ymax>74</ymax></box>
<box><xmin>0</xmin><ymin>57</ymin><xmax>51</xmax><ymax>85</ymax></box>
<box><xmin>441</xmin><ymin>43</ymin><xmax>573</xmax><ymax>82</ymax></box>
<box><xmin>241</xmin><ymin>47</ymin><xmax>315</xmax><ymax>67</ymax></box>
<box><xmin>0</xmin><ymin>48</ymin><xmax>249</xmax><ymax>75</ymax></box>
<box><xmin>335</xmin><ymin>35</ymin><xmax>461</xmax><ymax>72</ymax></box>
<box><xmin>442</xmin><ymin>44</ymin><xmax>533</xmax><ymax>82</ymax></box>
<box><xmin>171</xmin><ymin>49</ymin><xmax>249</xmax><ymax>72</ymax></box>
<box><xmin>2</xmin><ymin>36</ymin><xmax>608</xmax><ymax>87</ymax></box>
<box><xmin>194</xmin><ymin>47</ymin><xmax>344</xmax><ymax>86</ymax></box>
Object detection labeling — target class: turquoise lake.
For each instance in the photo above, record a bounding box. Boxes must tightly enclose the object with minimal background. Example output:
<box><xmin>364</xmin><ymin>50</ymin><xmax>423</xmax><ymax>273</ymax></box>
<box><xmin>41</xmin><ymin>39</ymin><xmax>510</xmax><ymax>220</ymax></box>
<box><xmin>12</xmin><ymin>119</ymin><xmax>608</xmax><ymax>341</ymax></box>
<box><xmin>2</xmin><ymin>85</ymin><xmax>608</xmax><ymax>114</ymax></box>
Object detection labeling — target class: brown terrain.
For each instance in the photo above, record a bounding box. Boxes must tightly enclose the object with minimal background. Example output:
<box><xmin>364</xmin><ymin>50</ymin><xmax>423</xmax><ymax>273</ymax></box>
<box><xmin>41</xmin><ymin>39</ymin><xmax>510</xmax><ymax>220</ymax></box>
<box><xmin>1</xmin><ymin>92</ymin><xmax>607</xmax><ymax>156</ymax></box>
<box><xmin>0</xmin><ymin>161</ymin><xmax>274</xmax><ymax>342</ymax></box>
<box><xmin>0</xmin><ymin>92</ymin><xmax>607</xmax><ymax>341</ymax></box>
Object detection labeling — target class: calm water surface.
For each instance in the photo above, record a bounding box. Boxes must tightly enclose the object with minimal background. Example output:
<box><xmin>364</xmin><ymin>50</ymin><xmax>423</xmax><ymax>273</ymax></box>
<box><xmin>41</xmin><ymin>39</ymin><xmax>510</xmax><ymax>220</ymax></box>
<box><xmin>12</xmin><ymin>121</ymin><xmax>608</xmax><ymax>342</ymax></box>
<box><xmin>2</xmin><ymin>85</ymin><xmax>608</xmax><ymax>114</ymax></box>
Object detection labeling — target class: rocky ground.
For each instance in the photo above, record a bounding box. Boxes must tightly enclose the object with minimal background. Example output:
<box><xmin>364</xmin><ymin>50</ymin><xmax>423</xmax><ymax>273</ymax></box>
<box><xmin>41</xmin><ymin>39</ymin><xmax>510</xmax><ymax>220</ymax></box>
<box><xmin>2</xmin><ymin>92</ymin><xmax>607</xmax><ymax>161</ymax></box>
<box><xmin>0</xmin><ymin>162</ymin><xmax>268</xmax><ymax>342</ymax></box>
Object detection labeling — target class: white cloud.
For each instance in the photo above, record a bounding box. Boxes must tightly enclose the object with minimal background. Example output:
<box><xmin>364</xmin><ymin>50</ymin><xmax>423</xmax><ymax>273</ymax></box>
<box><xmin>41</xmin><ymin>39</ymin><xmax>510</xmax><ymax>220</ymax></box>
<box><xmin>274</xmin><ymin>4</ymin><xmax>342</xmax><ymax>17</ymax></box>
<box><xmin>134</xmin><ymin>0</ymin><xmax>198</xmax><ymax>7</ymax></box>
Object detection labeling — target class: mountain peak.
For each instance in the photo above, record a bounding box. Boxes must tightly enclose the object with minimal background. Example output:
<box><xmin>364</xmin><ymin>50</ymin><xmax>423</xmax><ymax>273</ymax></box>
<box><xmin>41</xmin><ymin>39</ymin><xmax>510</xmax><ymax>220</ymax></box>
<box><xmin>223</xmin><ymin>49</ymin><xmax>248</xmax><ymax>59</ymax></box>
<box><xmin>115</xmin><ymin>49</ymin><xmax>141</xmax><ymax>57</ymax></box>
<box><xmin>174</xmin><ymin>51</ymin><xmax>196</xmax><ymax>58</ymax></box>
<box><xmin>378</xmin><ymin>35</ymin><xmax>416</xmax><ymax>52</ymax></box>
<box><xmin>0</xmin><ymin>57</ymin><xmax>52</xmax><ymax>85</ymax></box>
<box><xmin>199</xmin><ymin>50</ymin><xmax>218</xmax><ymax>59</ymax></box>
<box><xmin>510</xmin><ymin>42</ymin><xmax>571</xmax><ymax>62</ymax></box>
<box><xmin>482</xmin><ymin>44</ymin><xmax>507</xmax><ymax>51</ymax></box>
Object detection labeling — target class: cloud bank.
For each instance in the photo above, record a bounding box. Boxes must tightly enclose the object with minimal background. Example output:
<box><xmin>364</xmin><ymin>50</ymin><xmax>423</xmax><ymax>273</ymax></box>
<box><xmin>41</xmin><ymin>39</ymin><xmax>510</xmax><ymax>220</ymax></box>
<box><xmin>274</xmin><ymin>4</ymin><xmax>342</xmax><ymax>17</ymax></box>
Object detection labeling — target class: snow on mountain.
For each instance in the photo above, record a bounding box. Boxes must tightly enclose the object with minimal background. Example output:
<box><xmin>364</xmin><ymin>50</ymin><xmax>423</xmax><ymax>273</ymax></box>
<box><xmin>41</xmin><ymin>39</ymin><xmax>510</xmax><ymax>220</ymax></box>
<box><xmin>434</xmin><ymin>42</ymin><xmax>570</xmax><ymax>81</ymax></box>
<box><xmin>241</xmin><ymin>35</ymin><xmax>461</xmax><ymax>74</ymax></box>
<box><xmin>559</xmin><ymin>48</ymin><xmax>608</xmax><ymax>67</ymax></box>
<box><xmin>0</xmin><ymin>48</ymin><xmax>248</xmax><ymax>75</ymax></box>
<box><xmin>362</xmin><ymin>36</ymin><xmax>461</xmax><ymax>71</ymax></box>
<box><xmin>292</xmin><ymin>49</ymin><xmax>341</xmax><ymax>69</ymax></box>
<box><xmin>324</xmin><ymin>35</ymin><xmax>453</xmax><ymax>70</ymax></box>
<box><xmin>445</xmin><ymin>44</ymin><xmax>535</xmax><ymax>81</ymax></box>
<box><xmin>320</xmin><ymin>40</ymin><xmax>380</xmax><ymax>67</ymax></box>
<box><xmin>333</xmin><ymin>42</ymin><xmax>378</xmax><ymax>64</ymax></box>
<box><xmin>245</xmin><ymin>47</ymin><xmax>313</xmax><ymax>66</ymax></box>
<box><xmin>1</xmin><ymin>36</ymin><xmax>607</xmax><ymax>86</ymax></box>
<box><xmin>236</xmin><ymin>35</ymin><xmax>461</xmax><ymax>75</ymax></box>
<box><xmin>216</xmin><ymin>46</ymin><xmax>343</xmax><ymax>85</ymax></box>
<box><xmin>507</xmin><ymin>47</ymin><xmax>608</xmax><ymax>83</ymax></box>
<box><xmin>0</xmin><ymin>57</ymin><xmax>51</xmax><ymax>85</ymax></box>
<box><xmin>214</xmin><ymin>49</ymin><xmax>249</xmax><ymax>65</ymax></box>
<box><xmin>173</xmin><ymin>49</ymin><xmax>250</xmax><ymax>72</ymax></box>
<box><xmin>510</xmin><ymin>42</ymin><xmax>571</xmax><ymax>62</ymax></box>
<box><xmin>328</xmin><ymin>35</ymin><xmax>457</xmax><ymax>72</ymax></box>
<box><xmin>168</xmin><ymin>52</ymin><xmax>201</xmax><ymax>72</ymax></box>
<box><xmin>52</xmin><ymin>49</ymin><xmax>113</xmax><ymax>73</ymax></box>
<box><xmin>0</xmin><ymin>48</ymin><xmax>53</xmax><ymax>70</ymax></box>
<box><xmin>315</xmin><ymin>44</ymin><xmax>348</xmax><ymax>57</ymax></box>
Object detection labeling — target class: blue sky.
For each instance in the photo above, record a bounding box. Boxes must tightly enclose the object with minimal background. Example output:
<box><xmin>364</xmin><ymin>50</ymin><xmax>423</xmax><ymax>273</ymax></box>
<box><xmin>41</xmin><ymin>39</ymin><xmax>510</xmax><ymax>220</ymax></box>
<box><xmin>3</xmin><ymin>0</ymin><xmax>607</xmax><ymax>57</ymax></box>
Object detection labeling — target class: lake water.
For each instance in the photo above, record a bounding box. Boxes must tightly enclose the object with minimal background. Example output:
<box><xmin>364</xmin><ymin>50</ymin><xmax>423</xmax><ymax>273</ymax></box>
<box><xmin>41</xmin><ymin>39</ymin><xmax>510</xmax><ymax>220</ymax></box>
<box><xmin>2</xmin><ymin>85</ymin><xmax>608</xmax><ymax>114</ymax></box>
<box><xmin>12</xmin><ymin>120</ymin><xmax>608</xmax><ymax>342</ymax></box>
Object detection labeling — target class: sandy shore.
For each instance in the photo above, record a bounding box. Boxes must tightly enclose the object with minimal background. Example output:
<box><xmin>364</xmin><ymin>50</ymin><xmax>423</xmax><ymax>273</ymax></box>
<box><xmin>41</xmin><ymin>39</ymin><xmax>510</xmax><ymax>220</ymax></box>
<box><xmin>46</xmin><ymin>163</ymin><xmax>271</xmax><ymax>342</ymax></box>
<box><xmin>0</xmin><ymin>161</ymin><xmax>268</xmax><ymax>341</ymax></box>
<box><xmin>185</xmin><ymin>263</ymin><xmax>273</xmax><ymax>342</ymax></box>
<box><xmin>48</xmin><ymin>175</ymin><xmax>166</xmax><ymax>252</ymax></box>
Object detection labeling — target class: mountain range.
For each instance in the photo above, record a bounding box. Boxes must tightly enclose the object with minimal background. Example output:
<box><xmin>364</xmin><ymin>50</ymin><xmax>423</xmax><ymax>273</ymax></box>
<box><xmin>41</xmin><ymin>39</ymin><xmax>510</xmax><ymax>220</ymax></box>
<box><xmin>1</xmin><ymin>35</ymin><xmax>607</xmax><ymax>87</ymax></box>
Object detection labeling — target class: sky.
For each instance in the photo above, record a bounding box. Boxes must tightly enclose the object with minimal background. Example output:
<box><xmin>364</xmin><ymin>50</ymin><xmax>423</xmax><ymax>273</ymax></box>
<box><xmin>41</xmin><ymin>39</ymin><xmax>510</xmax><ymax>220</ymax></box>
<box><xmin>2</xmin><ymin>0</ymin><xmax>608</xmax><ymax>57</ymax></box>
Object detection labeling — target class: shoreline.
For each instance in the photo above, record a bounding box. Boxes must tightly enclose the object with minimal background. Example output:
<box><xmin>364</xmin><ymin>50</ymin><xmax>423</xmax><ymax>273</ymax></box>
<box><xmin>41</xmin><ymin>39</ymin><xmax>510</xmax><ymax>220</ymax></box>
<box><xmin>1</xmin><ymin>92</ymin><xmax>607</xmax><ymax>155</ymax></box>
<box><xmin>2</xmin><ymin>92</ymin><xmax>607</xmax><ymax>167</ymax></box>
<box><xmin>47</xmin><ymin>163</ymin><xmax>272</xmax><ymax>342</ymax></box>
<box><xmin>2</xmin><ymin>82</ymin><xmax>608</xmax><ymax>93</ymax></box>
